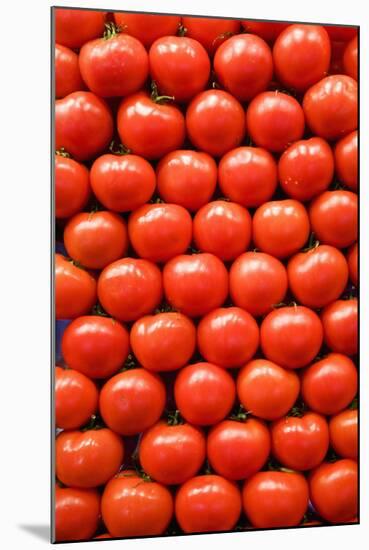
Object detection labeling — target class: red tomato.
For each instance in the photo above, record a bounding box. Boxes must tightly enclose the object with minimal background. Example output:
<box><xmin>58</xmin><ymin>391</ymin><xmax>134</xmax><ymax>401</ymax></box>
<box><xmin>55</xmin><ymin>91</ymin><xmax>113</xmax><ymax>161</ymax></box>
<box><xmin>329</xmin><ymin>409</ymin><xmax>358</xmax><ymax>460</ymax></box>
<box><xmin>98</xmin><ymin>258</ymin><xmax>162</xmax><ymax>322</ymax></box>
<box><xmin>207</xmin><ymin>419</ymin><xmax>270</xmax><ymax>480</ymax></box>
<box><xmin>175</xmin><ymin>475</ymin><xmax>242</xmax><ymax>533</ymax></box>
<box><xmin>55</xmin><ymin>366</ymin><xmax>98</xmax><ymax>429</ymax></box>
<box><xmin>182</xmin><ymin>17</ymin><xmax>241</xmax><ymax>55</ymax></box>
<box><xmin>55</xmin><ymin>44</ymin><xmax>84</xmax><ymax>99</ymax></box>
<box><xmin>130</xmin><ymin>312</ymin><xmax>196</xmax><ymax>372</ymax></box>
<box><xmin>241</xmin><ymin>21</ymin><xmax>289</xmax><ymax>42</ymax></box>
<box><xmin>329</xmin><ymin>40</ymin><xmax>346</xmax><ymax>75</ymax></box>
<box><xmin>186</xmin><ymin>90</ymin><xmax>246</xmax><ymax>157</ymax></box>
<box><xmin>334</xmin><ymin>131</ymin><xmax>358</xmax><ymax>191</ymax></box>
<box><xmin>55</xmin><ymin>8</ymin><xmax>106</xmax><ymax>49</ymax></box>
<box><xmin>301</xmin><ymin>353</ymin><xmax>357</xmax><ymax>415</ymax></box>
<box><xmin>94</xmin><ymin>534</ymin><xmax>111</xmax><ymax>539</ymax></box>
<box><xmin>197</xmin><ymin>307</ymin><xmax>259</xmax><ymax>368</ymax></box>
<box><xmin>99</xmin><ymin>369</ymin><xmax>166</xmax><ymax>435</ymax></box>
<box><xmin>303</xmin><ymin>75</ymin><xmax>358</xmax><ymax>140</ymax></box>
<box><xmin>163</xmin><ymin>253</ymin><xmax>228</xmax><ymax>318</ymax></box>
<box><xmin>242</xmin><ymin>471</ymin><xmax>309</xmax><ymax>528</ymax></box>
<box><xmin>321</xmin><ymin>299</ymin><xmax>358</xmax><ymax>356</ymax></box>
<box><xmin>139</xmin><ymin>421</ymin><xmax>206</xmax><ymax>485</ymax></box>
<box><xmin>218</xmin><ymin>146</ymin><xmax>277</xmax><ymax>208</ymax></box>
<box><xmin>55</xmin><ymin>254</ymin><xmax>97</xmax><ymax>320</ymax></box>
<box><xmin>237</xmin><ymin>359</ymin><xmax>300</xmax><ymax>421</ymax></box>
<box><xmin>278</xmin><ymin>137</ymin><xmax>334</xmax><ymax>201</ymax></box>
<box><xmin>288</xmin><ymin>245</ymin><xmax>349</xmax><ymax>308</ymax></box>
<box><xmin>347</xmin><ymin>242</ymin><xmax>358</xmax><ymax>286</ymax></box>
<box><xmin>309</xmin><ymin>190</ymin><xmax>357</xmax><ymax>248</ymax></box>
<box><xmin>61</xmin><ymin>315</ymin><xmax>129</xmax><ymax>379</ymax></box>
<box><xmin>260</xmin><ymin>306</ymin><xmax>323</xmax><ymax>369</ymax></box>
<box><xmin>246</xmin><ymin>91</ymin><xmax>305</xmax><ymax>153</ymax></box>
<box><xmin>55</xmin><ymin>486</ymin><xmax>100</xmax><ymax>542</ymax></box>
<box><xmin>324</xmin><ymin>25</ymin><xmax>357</xmax><ymax>42</ymax></box>
<box><xmin>174</xmin><ymin>362</ymin><xmax>236</xmax><ymax>425</ymax></box>
<box><xmin>253</xmin><ymin>199</ymin><xmax>310</xmax><ymax>259</ymax></box>
<box><xmin>128</xmin><ymin>203</ymin><xmax>192</xmax><ymax>263</ymax></box>
<box><xmin>56</xmin><ymin>428</ymin><xmax>124</xmax><ymax>488</ymax></box>
<box><xmin>343</xmin><ymin>36</ymin><xmax>358</xmax><ymax>80</ymax></box>
<box><xmin>230</xmin><ymin>252</ymin><xmax>288</xmax><ymax>317</ymax></box>
<box><xmin>55</xmin><ymin>155</ymin><xmax>90</xmax><ymax>219</ymax></box>
<box><xmin>114</xmin><ymin>12</ymin><xmax>180</xmax><ymax>48</ymax></box>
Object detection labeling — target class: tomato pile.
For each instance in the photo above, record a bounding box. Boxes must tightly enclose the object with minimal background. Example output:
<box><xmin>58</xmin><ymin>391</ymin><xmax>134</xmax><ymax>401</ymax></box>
<box><xmin>54</xmin><ymin>8</ymin><xmax>359</xmax><ymax>543</ymax></box>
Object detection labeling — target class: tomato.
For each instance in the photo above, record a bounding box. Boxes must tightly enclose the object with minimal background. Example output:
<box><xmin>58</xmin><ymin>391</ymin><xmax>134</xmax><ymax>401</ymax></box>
<box><xmin>114</xmin><ymin>12</ymin><xmax>180</xmax><ymax>48</ymax></box>
<box><xmin>130</xmin><ymin>312</ymin><xmax>196</xmax><ymax>372</ymax></box>
<box><xmin>55</xmin><ymin>366</ymin><xmax>98</xmax><ymax>429</ymax></box>
<box><xmin>246</xmin><ymin>91</ymin><xmax>305</xmax><ymax>153</ymax></box>
<box><xmin>157</xmin><ymin>150</ymin><xmax>217</xmax><ymax>211</ymax></box>
<box><xmin>237</xmin><ymin>359</ymin><xmax>300</xmax><ymax>421</ymax></box>
<box><xmin>174</xmin><ymin>362</ymin><xmax>236</xmax><ymax>425</ymax></box>
<box><xmin>329</xmin><ymin>409</ymin><xmax>358</xmax><ymax>460</ymax></box>
<box><xmin>329</xmin><ymin>40</ymin><xmax>346</xmax><ymax>75</ymax></box>
<box><xmin>335</xmin><ymin>131</ymin><xmax>358</xmax><ymax>192</ymax></box>
<box><xmin>242</xmin><ymin>471</ymin><xmax>309</xmax><ymax>528</ymax></box>
<box><xmin>56</xmin><ymin>428</ymin><xmax>124</xmax><ymax>488</ymax></box>
<box><xmin>163</xmin><ymin>253</ymin><xmax>228</xmax><ymax>318</ymax></box>
<box><xmin>55</xmin><ymin>91</ymin><xmax>113</xmax><ymax>161</ymax></box>
<box><xmin>287</xmin><ymin>245</ymin><xmax>349</xmax><ymax>308</ymax></box>
<box><xmin>186</xmin><ymin>90</ymin><xmax>246</xmax><ymax>157</ymax></box>
<box><xmin>55</xmin><ymin>254</ymin><xmax>96</xmax><ymax>320</ymax></box>
<box><xmin>230</xmin><ymin>252</ymin><xmax>288</xmax><ymax>317</ymax></box>
<box><xmin>309</xmin><ymin>459</ymin><xmax>358</xmax><ymax>523</ymax></box>
<box><xmin>193</xmin><ymin>200</ymin><xmax>252</xmax><ymax>261</ymax></box>
<box><xmin>55</xmin><ymin>8</ymin><xmax>106</xmax><ymax>49</ymax></box>
<box><xmin>55</xmin><ymin>155</ymin><xmax>90</xmax><ymax>219</ymax></box>
<box><xmin>139</xmin><ymin>421</ymin><xmax>206</xmax><ymax>485</ymax></box>
<box><xmin>301</xmin><ymin>353</ymin><xmax>357</xmax><ymax>415</ymax></box>
<box><xmin>175</xmin><ymin>475</ymin><xmax>241</xmax><ymax>533</ymax></box>
<box><xmin>347</xmin><ymin>242</ymin><xmax>358</xmax><ymax>286</ymax></box>
<box><xmin>55</xmin><ymin>44</ymin><xmax>84</xmax><ymax>99</ymax></box>
<box><xmin>321</xmin><ymin>299</ymin><xmax>358</xmax><ymax>356</ymax></box>
<box><xmin>343</xmin><ymin>36</ymin><xmax>358</xmax><ymax>80</ymax></box>
<box><xmin>99</xmin><ymin>369</ymin><xmax>166</xmax><ymax>435</ymax></box>
<box><xmin>197</xmin><ymin>307</ymin><xmax>259</xmax><ymax>368</ymax></box>
<box><xmin>278</xmin><ymin>137</ymin><xmax>334</xmax><ymax>201</ymax></box>
<box><xmin>252</xmin><ymin>199</ymin><xmax>310</xmax><ymax>259</ymax></box>
<box><xmin>61</xmin><ymin>316</ymin><xmax>129</xmax><ymax>378</ymax></box>
<box><xmin>55</xmin><ymin>486</ymin><xmax>100</xmax><ymax>542</ymax></box>
<box><xmin>149</xmin><ymin>36</ymin><xmax>211</xmax><ymax>102</ymax></box>
<box><xmin>260</xmin><ymin>306</ymin><xmax>323</xmax><ymax>369</ymax></box>
<box><xmin>324</xmin><ymin>25</ymin><xmax>357</xmax><ymax>42</ymax></box>
<box><xmin>241</xmin><ymin>21</ymin><xmax>289</xmax><ymax>42</ymax></box>
<box><xmin>94</xmin><ymin>534</ymin><xmax>111</xmax><ymax>539</ymax></box>
<box><xmin>303</xmin><ymin>75</ymin><xmax>358</xmax><ymax>140</ymax></box>
<box><xmin>207</xmin><ymin>419</ymin><xmax>270</xmax><ymax>480</ymax></box>
<box><xmin>128</xmin><ymin>203</ymin><xmax>192</xmax><ymax>263</ymax></box>
<box><xmin>102</xmin><ymin>471</ymin><xmax>173</xmax><ymax>537</ymax></box>
<box><xmin>98</xmin><ymin>258</ymin><xmax>162</xmax><ymax>322</ymax></box>
<box><xmin>117</xmin><ymin>91</ymin><xmax>185</xmax><ymax>160</ymax></box>
<box><xmin>90</xmin><ymin>153</ymin><xmax>156</xmax><ymax>212</ymax></box>
<box><xmin>182</xmin><ymin>17</ymin><xmax>241</xmax><ymax>55</ymax></box>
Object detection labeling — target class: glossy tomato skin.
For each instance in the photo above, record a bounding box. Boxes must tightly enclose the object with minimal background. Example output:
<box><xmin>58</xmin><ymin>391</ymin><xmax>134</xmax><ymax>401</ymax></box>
<box><xmin>55</xmin><ymin>155</ymin><xmax>90</xmax><ymax>219</ymax></box>
<box><xmin>343</xmin><ymin>36</ymin><xmax>358</xmax><ymax>80</ymax></box>
<box><xmin>55</xmin><ymin>44</ymin><xmax>85</xmax><ymax>99</ymax></box>
<box><xmin>99</xmin><ymin>369</ymin><xmax>166</xmax><ymax>435</ymax></box>
<box><xmin>347</xmin><ymin>242</ymin><xmax>358</xmax><ymax>286</ymax></box>
<box><xmin>55</xmin><ymin>254</ymin><xmax>97</xmax><ymax>320</ymax></box>
<box><xmin>197</xmin><ymin>307</ymin><xmax>259</xmax><ymax>368</ymax></box>
<box><xmin>55</xmin><ymin>366</ymin><xmax>98</xmax><ymax>429</ymax></box>
<box><xmin>55</xmin><ymin>9</ymin><xmax>106</xmax><ymax>49</ymax></box>
<box><xmin>182</xmin><ymin>17</ymin><xmax>241</xmax><ymax>55</ymax></box>
<box><xmin>237</xmin><ymin>359</ymin><xmax>300</xmax><ymax>421</ymax></box>
<box><xmin>329</xmin><ymin>409</ymin><xmax>358</xmax><ymax>460</ymax></box>
<box><xmin>130</xmin><ymin>312</ymin><xmax>196</xmax><ymax>372</ymax></box>
<box><xmin>321</xmin><ymin>299</ymin><xmax>358</xmax><ymax>356</ymax></box>
<box><xmin>114</xmin><ymin>12</ymin><xmax>180</xmax><ymax>48</ymax></box>
<box><xmin>334</xmin><ymin>131</ymin><xmax>358</xmax><ymax>191</ymax></box>
<box><xmin>241</xmin><ymin>21</ymin><xmax>289</xmax><ymax>43</ymax></box>
<box><xmin>175</xmin><ymin>475</ymin><xmax>242</xmax><ymax>533</ymax></box>
<box><xmin>55</xmin><ymin>486</ymin><xmax>100</xmax><ymax>542</ymax></box>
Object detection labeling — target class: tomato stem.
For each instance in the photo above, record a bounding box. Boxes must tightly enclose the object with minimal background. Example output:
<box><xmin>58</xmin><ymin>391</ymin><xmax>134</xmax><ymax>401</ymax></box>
<box><xmin>103</xmin><ymin>21</ymin><xmax>120</xmax><ymax>40</ymax></box>
<box><xmin>109</xmin><ymin>140</ymin><xmax>131</xmax><ymax>155</ymax></box>
<box><xmin>349</xmin><ymin>397</ymin><xmax>358</xmax><ymax>410</ymax></box>
<box><xmin>167</xmin><ymin>409</ymin><xmax>183</xmax><ymax>426</ymax></box>
<box><xmin>151</xmin><ymin>81</ymin><xmax>175</xmax><ymax>104</ymax></box>
<box><xmin>177</xmin><ymin>24</ymin><xmax>187</xmax><ymax>37</ymax></box>
<box><xmin>303</xmin><ymin>233</ymin><xmax>320</xmax><ymax>252</ymax></box>
<box><xmin>229</xmin><ymin>404</ymin><xmax>250</xmax><ymax>422</ymax></box>
<box><xmin>91</xmin><ymin>302</ymin><xmax>110</xmax><ymax>317</ymax></box>
<box><xmin>55</xmin><ymin>147</ymin><xmax>71</xmax><ymax>158</ymax></box>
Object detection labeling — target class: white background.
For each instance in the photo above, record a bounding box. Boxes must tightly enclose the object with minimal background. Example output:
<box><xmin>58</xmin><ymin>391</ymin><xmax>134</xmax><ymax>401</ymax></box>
<box><xmin>1</xmin><ymin>0</ymin><xmax>367</xmax><ymax>548</ymax></box>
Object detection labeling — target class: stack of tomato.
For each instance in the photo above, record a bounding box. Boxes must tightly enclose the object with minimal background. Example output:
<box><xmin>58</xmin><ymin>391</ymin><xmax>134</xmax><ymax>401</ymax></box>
<box><xmin>54</xmin><ymin>8</ymin><xmax>358</xmax><ymax>543</ymax></box>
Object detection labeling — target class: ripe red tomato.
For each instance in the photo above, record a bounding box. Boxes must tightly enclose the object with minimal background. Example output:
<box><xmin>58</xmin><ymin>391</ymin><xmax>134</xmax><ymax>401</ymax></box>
<box><xmin>128</xmin><ymin>203</ymin><xmax>192</xmax><ymax>263</ymax></box>
<box><xmin>343</xmin><ymin>36</ymin><xmax>358</xmax><ymax>80</ymax></box>
<box><xmin>193</xmin><ymin>200</ymin><xmax>252</xmax><ymax>261</ymax></box>
<box><xmin>218</xmin><ymin>146</ymin><xmax>277</xmax><ymax>208</ymax></box>
<box><xmin>55</xmin><ymin>44</ymin><xmax>84</xmax><ymax>99</ymax></box>
<box><xmin>321</xmin><ymin>299</ymin><xmax>358</xmax><ymax>356</ymax></box>
<box><xmin>99</xmin><ymin>369</ymin><xmax>166</xmax><ymax>435</ymax></box>
<box><xmin>94</xmin><ymin>534</ymin><xmax>111</xmax><ymax>539</ymax></box>
<box><xmin>288</xmin><ymin>245</ymin><xmax>349</xmax><ymax>308</ymax></box>
<box><xmin>241</xmin><ymin>21</ymin><xmax>289</xmax><ymax>42</ymax></box>
<box><xmin>230</xmin><ymin>252</ymin><xmax>288</xmax><ymax>317</ymax></box>
<box><xmin>273</xmin><ymin>25</ymin><xmax>331</xmax><ymax>91</ymax></box>
<box><xmin>174</xmin><ymin>362</ymin><xmax>236</xmax><ymax>425</ymax></box>
<box><xmin>55</xmin><ymin>155</ymin><xmax>90</xmax><ymax>219</ymax></box>
<box><xmin>309</xmin><ymin>459</ymin><xmax>358</xmax><ymax>523</ymax></box>
<box><xmin>139</xmin><ymin>421</ymin><xmax>206</xmax><ymax>485</ymax></box>
<box><xmin>303</xmin><ymin>75</ymin><xmax>358</xmax><ymax>140</ymax></box>
<box><xmin>237</xmin><ymin>359</ymin><xmax>300</xmax><ymax>421</ymax></box>
<box><xmin>55</xmin><ymin>366</ymin><xmax>98</xmax><ymax>429</ymax></box>
<box><xmin>278</xmin><ymin>137</ymin><xmax>334</xmax><ymax>201</ymax></box>
<box><xmin>56</xmin><ymin>428</ymin><xmax>124</xmax><ymax>488</ymax></box>
<box><xmin>324</xmin><ymin>26</ymin><xmax>357</xmax><ymax>42</ymax></box>
<box><xmin>114</xmin><ymin>12</ymin><xmax>180</xmax><ymax>47</ymax></box>
<box><xmin>55</xmin><ymin>254</ymin><xmax>97</xmax><ymax>320</ymax></box>
<box><xmin>61</xmin><ymin>315</ymin><xmax>129</xmax><ymax>378</ymax></box>
<box><xmin>260</xmin><ymin>306</ymin><xmax>323</xmax><ymax>369</ymax></box>
<box><xmin>246</xmin><ymin>91</ymin><xmax>305</xmax><ymax>152</ymax></box>
<box><xmin>207</xmin><ymin>419</ymin><xmax>270</xmax><ymax>480</ymax></box>
<box><xmin>182</xmin><ymin>17</ymin><xmax>241</xmax><ymax>55</ymax></box>
<box><xmin>55</xmin><ymin>486</ymin><xmax>100</xmax><ymax>542</ymax></box>
<box><xmin>175</xmin><ymin>475</ymin><xmax>242</xmax><ymax>533</ymax></box>
<box><xmin>329</xmin><ymin>40</ymin><xmax>346</xmax><ymax>75</ymax></box>
<box><xmin>98</xmin><ymin>258</ymin><xmax>162</xmax><ymax>322</ymax></box>
<box><xmin>334</xmin><ymin>131</ymin><xmax>358</xmax><ymax>191</ymax></box>
<box><xmin>347</xmin><ymin>242</ymin><xmax>358</xmax><ymax>286</ymax></box>
<box><xmin>163</xmin><ymin>253</ymin><xmax>228</xmax><ymax>318</ymax></box>
<box><xmin>253</xmin><ymin>199</ymin><xmax>310</xmax><ymax>259</ymax></box>
<box><xmin>242</xmin><ymin>471</ymin><xmax>309</xmax><ymax>528</ymax></box>
<box><xmin>301</xmin><ymin>353</ymin><xmax>357</xmax><ymax>415</ymax></box>
<box><xmin>197</xmin><ymin>307</ymin><xmax>259</xmax><ymax>368</ymax></box>
<box><xmin>186</xmin><ymin>90</ymin><xmax>246</xmax><ymax>157</ymax></box>
<box><xmin>329</xmin><ymin>409</ymin><xmax>358</xmax><ymax>460</ymax></box>
<box><xmin>130</xmin><ymin>312</ymin><xmax>196</xmax><ymax>372</ymax></box>
<box><xmin>55</xmin><ymin>8</ymin><xmax>106</xmax><ymax>49</ymax></box>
